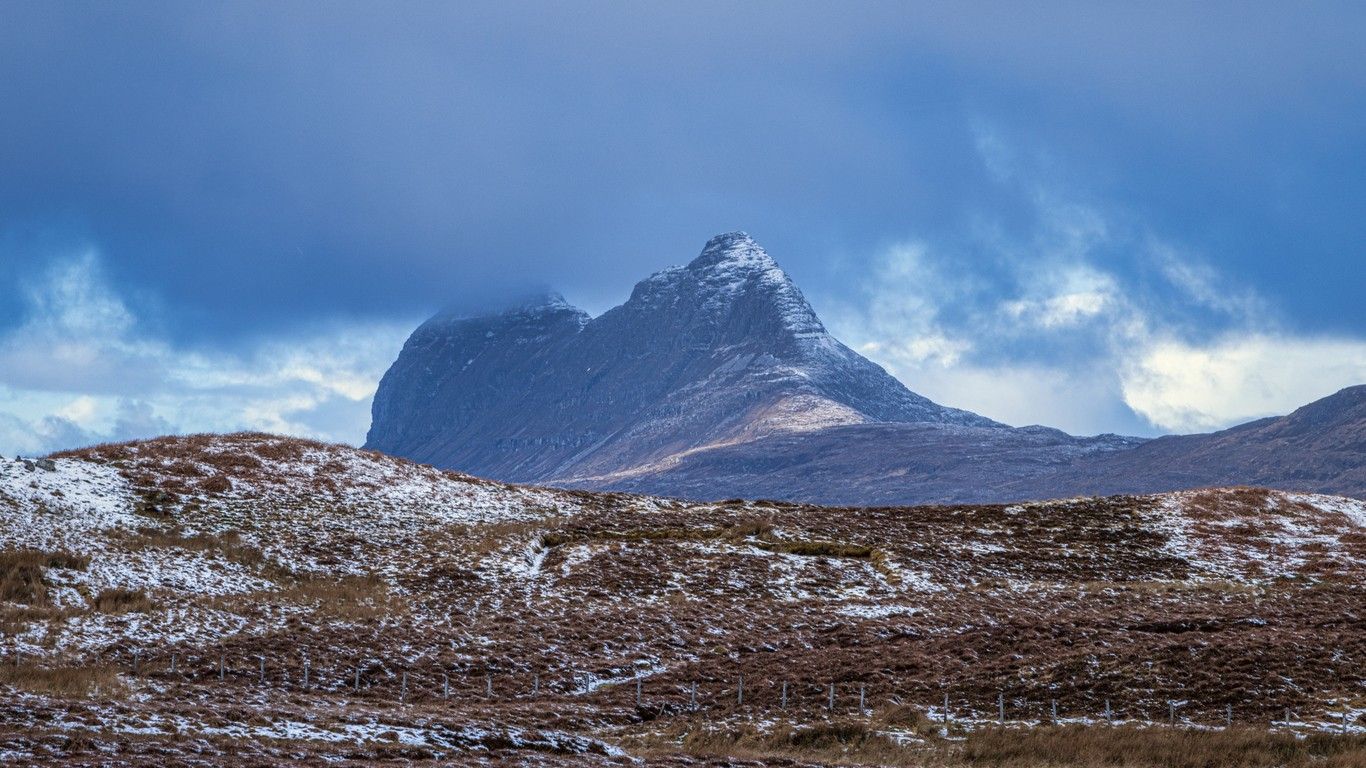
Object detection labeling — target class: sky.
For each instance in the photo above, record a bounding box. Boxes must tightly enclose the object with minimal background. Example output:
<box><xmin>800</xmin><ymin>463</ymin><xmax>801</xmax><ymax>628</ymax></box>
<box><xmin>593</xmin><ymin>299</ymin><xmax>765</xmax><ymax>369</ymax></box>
<box><xmin>2</xmin><ymin>1</ymin><xmax>1365</xmax><ymax>455</ymax></box>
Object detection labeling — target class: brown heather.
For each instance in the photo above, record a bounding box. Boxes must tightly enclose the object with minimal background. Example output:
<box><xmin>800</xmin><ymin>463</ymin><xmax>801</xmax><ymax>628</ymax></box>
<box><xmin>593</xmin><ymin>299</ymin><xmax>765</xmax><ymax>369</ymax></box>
<box><xmin>91</xmin><ymin>587</ymin><xmax>154</xmax><ymax>614</ymax></box>
<box><xmin>6</xmin><ymin>434</ymin><xmax>1366</xmax><ymax>764</ymax></box>
<box><xmin>0</xmin><ymin>548</ymin><xmax>88</xmax><ymax>605</ymax></box>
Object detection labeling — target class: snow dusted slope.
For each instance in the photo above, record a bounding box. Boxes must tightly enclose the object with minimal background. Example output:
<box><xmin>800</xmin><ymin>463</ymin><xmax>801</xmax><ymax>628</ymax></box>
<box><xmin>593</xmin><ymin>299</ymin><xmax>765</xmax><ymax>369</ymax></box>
<box><xmin>2</xmin><ymin>434</ymin><xmax>587</xmax><ymax>656</ymax></box>
<box><xmin>366</xmin><ymin>232</ymin><xmax>1004</xmax><ymax>487</ymax></box>
<box><xmin>366</xmin><ymin>234</ymin><xmax>1365</xmax><ymax>507</ymax></box>
<box><xmin>3</xmin><ymin>434</ymin><xmax>1366</xmax><ymax>762</ymax></box>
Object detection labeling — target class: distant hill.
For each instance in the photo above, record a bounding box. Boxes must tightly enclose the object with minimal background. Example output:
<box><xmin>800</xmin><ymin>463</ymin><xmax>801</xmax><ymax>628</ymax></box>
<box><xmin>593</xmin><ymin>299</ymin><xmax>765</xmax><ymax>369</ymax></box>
<box><xmin>367</xmin><ymin>233</ymin><xmax>1364</xmax><ymax>505</ymax></box>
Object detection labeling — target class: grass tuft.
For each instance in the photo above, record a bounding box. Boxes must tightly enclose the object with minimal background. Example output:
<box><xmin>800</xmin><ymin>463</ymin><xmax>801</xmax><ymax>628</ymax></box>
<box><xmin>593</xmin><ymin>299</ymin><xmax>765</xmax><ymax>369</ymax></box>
<box><xmin>0</xmin><ymin>549</ymin><xmax>89</xmax><ymax>605</ymax></box>
<box><xmin>92</xmin><ymin>587</ymin><xmax>154</xmax><ymax>614</ymax></box>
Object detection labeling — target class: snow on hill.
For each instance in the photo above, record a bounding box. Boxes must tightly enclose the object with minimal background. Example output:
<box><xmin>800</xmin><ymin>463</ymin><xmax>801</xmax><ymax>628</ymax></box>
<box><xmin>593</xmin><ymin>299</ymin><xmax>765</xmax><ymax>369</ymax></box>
<box><xmin>2</xmin><ymin>434</ymin><xmax>1365</xmax><ymax>762</ymax></box>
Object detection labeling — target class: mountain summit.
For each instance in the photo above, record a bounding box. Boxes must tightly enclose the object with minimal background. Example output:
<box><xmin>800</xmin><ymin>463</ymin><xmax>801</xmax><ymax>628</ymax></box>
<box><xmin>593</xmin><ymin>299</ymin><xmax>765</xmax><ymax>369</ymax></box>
<box><xmin>367</xmin><ymin>234</ymin><xmax>1364</xmax><ymax>505</ymax></box>
<box><xmin>365</xmin><ymin>233</ymin><xmax>996</xmax><ymax>485</ymax></box>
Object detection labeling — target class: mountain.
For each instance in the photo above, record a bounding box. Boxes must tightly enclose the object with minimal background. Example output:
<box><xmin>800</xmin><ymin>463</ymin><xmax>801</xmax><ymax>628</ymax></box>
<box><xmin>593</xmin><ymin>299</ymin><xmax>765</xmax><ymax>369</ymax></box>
<box><xmin>596</xmin><ymin>385</ymin><xmax>1366</xmax><ymax>505</ymax></box>
<box><xmin>367</xmin><ymin>232</ymin><xmax>1365</xmax><ymax>506</ymax></box>
<box><xmin>1005</xmin><ymin>384</ymin><xmax>1366</xmax><ymax>500</ymax></box>
<box><xmin>366</xmin><ymin>232</ymin><xmax>1006</xmax><ymax>485</ymax></box>
<box><xmin>7</xmin><ymin>433</ymin><xmax>1365</xmax><ymax>761</ymax></box>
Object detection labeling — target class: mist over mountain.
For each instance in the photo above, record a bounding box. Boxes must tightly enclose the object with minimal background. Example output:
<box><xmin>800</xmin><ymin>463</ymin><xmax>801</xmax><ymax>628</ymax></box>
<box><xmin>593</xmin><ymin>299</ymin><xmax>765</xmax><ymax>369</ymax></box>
<box><xmin>367</xmin><ymin>233</ymin><xmax>1365</xmax><ymax>505</ymax></box>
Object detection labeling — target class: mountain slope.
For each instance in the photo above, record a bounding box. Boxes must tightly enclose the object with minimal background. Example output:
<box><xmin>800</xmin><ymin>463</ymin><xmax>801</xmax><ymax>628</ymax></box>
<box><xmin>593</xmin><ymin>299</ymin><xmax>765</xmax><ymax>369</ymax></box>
<box><xmin>1005</xmin><ymin>384</ymin><xmax>1366</xmax><ymax>499</ymax></box>
<box><xmin>599</xmin><ymin>387</ymin><xmax>1366</xmax><ymax>506</ymax></box>
<box><xmin>4</xmin><ymin>434</ymin><xmax>1365</xmax><ymax>762</ymax></box>
<box><xmin>366</xmin><ymin>232</ymin><xmax>1003</xmax><ymax>483</ymax></box>
<box><xmin>367</xmin><ymin>232</ymin><xmax>1363</xmax><ymax>506</ymax></box>
<box><xmin>588</xmin><ymin>422</ymin><xmax>1146</xmax><ymax>505</ymax></box>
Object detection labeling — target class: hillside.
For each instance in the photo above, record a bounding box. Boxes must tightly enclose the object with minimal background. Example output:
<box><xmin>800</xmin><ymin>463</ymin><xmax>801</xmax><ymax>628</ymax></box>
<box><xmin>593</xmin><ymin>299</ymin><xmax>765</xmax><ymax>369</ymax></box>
<box><xmin>2</xmin><ymin>434</ymin><xmax>1365</xmax><ymax>764</ymax></box>
<box><xmin>597</xmin><ymin>387</ymin><xmax>1366</xmax><ymax>506</ymax></box>
<box><xmin>1007</xmin><ymin>384</ymin><xmax>1366</xmax><ymax>500</ymax></box>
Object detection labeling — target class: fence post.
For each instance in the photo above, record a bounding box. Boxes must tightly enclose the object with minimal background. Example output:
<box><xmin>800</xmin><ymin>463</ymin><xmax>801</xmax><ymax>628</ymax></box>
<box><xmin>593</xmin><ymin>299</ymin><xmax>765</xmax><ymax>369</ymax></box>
<box><xmin>1052</xmin><ymin>698</ymin><xmax>1058</xmax><ymax>723</ymax></box>
<box><xmin>1105</xmin><ymin>699</ymin><xmax>1112</xmax><ymax>724</ymax></box>
<box><xmin>170</xmin><ymin>653</ymin><xmax>177</xmax><ymax>674</ymax></box>
<box><xmin>532</xmin><ymin>673</ymin><xmax>539</xmax><ymax>696</ymax></box>
<box><xmin>636</xmin><ymin>677</ymin><xmax>642</xmax><ymax>708</ymax></box>
<box><xmin>354</xmin><ymin>667</ymin><xmax>360</xmax><ymax>692</ymax></box>
<box><xmin>219</xmin><ymin>654</ymin><xmax>224</xmax><ymax>681</ymax></box>
<box><xmin>486</xmin><ymin>673</ymin><xmax>493</xmax><ymax>697</ymax></box>
<box><xmin>1225</xmin><ymin>704</ymin><xmax>1231</xmax><ymax>728</ymax></box>
<box><xmin>690</xmin><ymin>681</ymin><xmax>697</xmax><ymax>710</ymax></box>
<box><xmin>258</xmin><ymin>656</ymin><xmax>265</xmax><ymax>685</ymax></box>
<box><xmin>1284</xmin><ymin>707</ymin><xmax>1290</xmax><ymax>725</ymax></box>
<box><xmin>859</xmin><ymin>684</ymin><xmax>865</xmax><ymax>715</ymax></box>
<box><xmin>133</xmin><ymin>651</ymin><xmax>140</xmax><ymax>676</ymax></box>
<box><xmin>829</xmin><ymin>683</ymin><xmax>835</xmax><ymax>711</ymax></box>
<box><xmin>998</xmin><ymin>693</ymin><xmax>1005</xmax><ymax>725</ymax></box>
<box><xmin>443</xmin><ymin>673</ymin><xmax>450</xmax><ymax>699</ymax></box>
<box><xmin>303</xmin><ymin>659</ymin><xmax>309</xmax><ymax>689</ymax></box>
<box><xmin>1169</xmin><ymin>702</ymin><xmax>1175</xmax><ymax>725</ymax></box>
<box><xmin>737</xmin><ymin>675</ymin><xmax>743</xmax><ymax>707</ymax></box>
<box><xmin>781</xmin><ymin>681</ymin><xmax>787</xmax><ymax>710</ymax></box>
<box><xmin>401</xmin><ymin>671</ymin><xmax>408</xmax><ymax>703</ymax></box>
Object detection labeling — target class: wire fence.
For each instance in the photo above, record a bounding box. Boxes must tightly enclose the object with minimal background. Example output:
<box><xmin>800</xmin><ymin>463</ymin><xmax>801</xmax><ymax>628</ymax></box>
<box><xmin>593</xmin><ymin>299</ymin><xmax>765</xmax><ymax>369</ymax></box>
<box><xmin>28</xmin><ymin>647</ymin><xmax>1360</xmax><ymax>733</ymax></box>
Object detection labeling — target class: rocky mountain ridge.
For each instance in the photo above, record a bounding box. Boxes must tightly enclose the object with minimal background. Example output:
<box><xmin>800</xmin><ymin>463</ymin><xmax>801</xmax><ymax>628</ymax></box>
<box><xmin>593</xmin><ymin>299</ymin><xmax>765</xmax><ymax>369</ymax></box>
<box><xmin>367</xmin><ymin>233</ymin><xmax>1364</xmax><ymax>505</ymax></box>
<box><xmin>366</xmin><ymin>233</ymin><xmax>1006</xmax><ymax>487</ymax></box>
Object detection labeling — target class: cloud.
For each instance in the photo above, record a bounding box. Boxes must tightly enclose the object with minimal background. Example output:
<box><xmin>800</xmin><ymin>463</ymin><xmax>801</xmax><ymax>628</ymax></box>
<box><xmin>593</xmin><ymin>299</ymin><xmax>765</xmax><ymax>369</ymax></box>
<box><xmin>2</xmin><ymin>2</ymin><xmax>1362</xmax><ymax>344</ymax></box>
<box><xmin>820</xmin><ymin>126</ymin><xmax>1366</xmax><ymax>437</ymax></box>
<box><xmin>0</xmin><ymin>248</ymin><xmax>413</xmax><ymax>455</ymax></box>
<box><xmin>1001</xmin><ymin>265</ymin><xmax>1117</xmax><ymax>330</ymax></box>
<box><xmin>1122</xmin><ymin>335</ymin><xmax>1366</xmax><ymax>432</ymax></box>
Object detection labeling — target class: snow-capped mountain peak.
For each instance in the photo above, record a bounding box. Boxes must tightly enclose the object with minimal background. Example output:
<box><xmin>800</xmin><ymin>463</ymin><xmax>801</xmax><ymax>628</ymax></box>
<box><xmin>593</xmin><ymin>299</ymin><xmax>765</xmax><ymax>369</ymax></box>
<box><xmin>367</xmin><ymin>232</ymin><xmax>999</xmax><ymax>484</ymax></box>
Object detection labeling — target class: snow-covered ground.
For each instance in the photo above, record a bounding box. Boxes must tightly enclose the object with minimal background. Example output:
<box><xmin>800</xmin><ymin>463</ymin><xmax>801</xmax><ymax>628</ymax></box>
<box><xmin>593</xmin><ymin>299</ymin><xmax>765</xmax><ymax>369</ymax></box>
<box><xmin>2</xmin><ymin>434</ymin><xmax>1364</xmax><ymax>763</ymax></box>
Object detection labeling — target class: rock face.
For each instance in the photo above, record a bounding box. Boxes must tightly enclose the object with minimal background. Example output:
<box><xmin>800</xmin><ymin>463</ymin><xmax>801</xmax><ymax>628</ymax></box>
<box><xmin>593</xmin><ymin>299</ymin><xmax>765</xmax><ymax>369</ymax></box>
<box><xmin>366</xmin><ymin>232</ymin><xmax>1002</xmax><ymax>483</ymax></box>
<box><xmin>367</xmin><ymin>232</ymin><xmax>1365</xmax><ymax>505</ymax></box>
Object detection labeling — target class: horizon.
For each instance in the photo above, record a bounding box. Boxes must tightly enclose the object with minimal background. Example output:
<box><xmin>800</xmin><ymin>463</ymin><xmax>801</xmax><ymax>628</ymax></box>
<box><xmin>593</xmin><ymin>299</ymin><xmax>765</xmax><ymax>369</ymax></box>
<box><xmin>3</xmin><ymin>2</ymin><xmax>1366</xmax><ymax>454</ymax></box>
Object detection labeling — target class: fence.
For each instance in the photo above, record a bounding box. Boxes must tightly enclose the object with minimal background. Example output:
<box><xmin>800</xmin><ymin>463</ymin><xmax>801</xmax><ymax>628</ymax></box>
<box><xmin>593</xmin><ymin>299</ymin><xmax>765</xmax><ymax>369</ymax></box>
<box><xmin>33</xmin><ymin>647</ymin><xmax>1359</xmax><ymax>733</ymax></box>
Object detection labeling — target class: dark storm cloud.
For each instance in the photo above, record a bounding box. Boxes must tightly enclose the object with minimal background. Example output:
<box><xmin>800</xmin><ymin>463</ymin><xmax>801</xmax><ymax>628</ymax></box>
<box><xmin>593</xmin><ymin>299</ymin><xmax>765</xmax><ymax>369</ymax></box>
<box><xmin>2</xmin><ymin>1</ymin><xmax>1362</xmax><ymax>339</ymax></box>
<box><xmin>1</xmin><ymin>1</ymin><xmax>1365</xmax><ymax>449</ymax></box>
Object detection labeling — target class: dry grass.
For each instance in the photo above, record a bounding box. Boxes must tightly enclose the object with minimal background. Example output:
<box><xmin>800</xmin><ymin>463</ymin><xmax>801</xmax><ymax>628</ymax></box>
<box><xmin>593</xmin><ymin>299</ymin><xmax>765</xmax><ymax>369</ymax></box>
<box><xmin>641</xmin><ymin>719</ymin><xmax>918</xmax><ymax>765</ymax></box>
<box><xmin>643</xmin><ymin>722</ymin><xmax>1366</xmax><ymax>767</ymax></box>
<box><xmin>0</xmin><ymin>662</ymin><xmax>123</xmax><ymax>698</ymax></box>
<box><xmin>113</xmin><ymin>526</ymin><xmax>265</xmax><ymax>568</ymax></box>
<box><xmin>958</xmin><ymin>725</ymin><xmax>1366</xmax><ymax>767</ymax></box>
<box><xmin>0</xmin><ymin>603</ymin><xmax>83</xmax><ymax>635</ymax></box>
<box><xmin>0</xmin><ymin>548</ymin><xmax>89</xmax><ymax>605</ymax></box>
<box><xmin>725</xmin><ymin>517</ymin><xmax>775</xmax><ymax>540</ymax></box>
<box><xmin>457</xmin><ymin>519</ymin><xmax>561</xmax><ymax>557</ymax></box>
<box><xmin>758</xmin><ymin>539</ymin><xmax>874</xmax><ymax>558</ymax></box>
<box><xmin>536</xmin><ymin>519</ymin><xmax>879</xmax><ymax>563</ymax></box>
<box><xmin>91</xmin><ymin>587</ymin><xmax>154</xmax><ymax>614</ymax></box>
<box><xmin>256</xmin><ymin>573</ymin><xmax>402</xmax><ymax>620</ymax></box>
